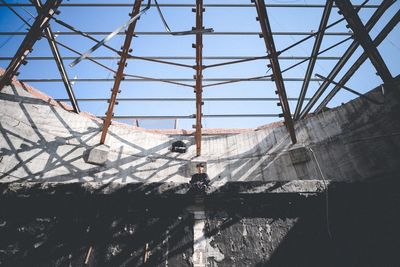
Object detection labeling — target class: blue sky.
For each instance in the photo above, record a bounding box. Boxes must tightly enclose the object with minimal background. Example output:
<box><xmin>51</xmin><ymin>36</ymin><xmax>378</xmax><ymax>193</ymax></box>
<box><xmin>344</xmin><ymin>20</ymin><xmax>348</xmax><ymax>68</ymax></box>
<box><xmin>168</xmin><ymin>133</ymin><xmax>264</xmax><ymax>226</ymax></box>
<box><xmin>1</xmin><ymin>0</ymin><xmax>399</xmax><ymax>129</ymax></box>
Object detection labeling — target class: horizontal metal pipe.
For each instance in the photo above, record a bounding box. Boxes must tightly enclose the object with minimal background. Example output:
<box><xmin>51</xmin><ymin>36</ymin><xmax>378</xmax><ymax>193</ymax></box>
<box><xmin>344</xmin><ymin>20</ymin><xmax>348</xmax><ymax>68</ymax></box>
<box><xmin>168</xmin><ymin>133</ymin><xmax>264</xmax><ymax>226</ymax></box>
<box><xmin>19</xmin><ymin>78</ymin><xmax>320</xmax><ymax>82</ymax></box>
<box><xmin>314</xmin><ymin>74</ymin><xmax>381</xmax><ymax>105</ymax></box>
<box><xmin>0</xmin><ymin>31</ymin><xmax>353</xmax><ymax>36</ymax></box>
<box><xmin>101</xmin><ymin>114</ymin><xmax>284</xmax><ymax>120</ymax></box>
<box><xmin>55</xmin><ymin>97</ymin><xmax>311</xmax><ymax>102</ymax></box>
<box><xmin>280</xmin><ymin>37</ymin><xmax>352</xmax><ymax>74</ymax></box>
<box><xmin>0</xmin><ymin>3</ymin><xmax>379</xmax><ymax>8</ymax></box>
<box><xmin>0</xmin><ymin>56</ymin><xmax>343</xmax><ymax>61</ymax></box>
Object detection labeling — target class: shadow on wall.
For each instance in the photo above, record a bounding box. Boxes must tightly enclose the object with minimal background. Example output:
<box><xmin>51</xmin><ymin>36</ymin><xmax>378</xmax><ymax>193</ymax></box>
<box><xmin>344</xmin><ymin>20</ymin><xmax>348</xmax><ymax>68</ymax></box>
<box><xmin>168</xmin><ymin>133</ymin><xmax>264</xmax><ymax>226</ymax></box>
<box><xmin>0</xmin><ymin>178</ymin><xmax>399</xmax><ymax>266</ymax></box>
<box><xmin>2</xmin><ymin>81</ymin><xmax>400</xmax><ymax>185</ymax></box>
<box><xmin>0</xmin><ymin>196</ymin><xmax>194</xmax><ymax>267</ymax></box>
<box><xmin>255</xmin><ymin>179</ymin><xmax>400</xmax><ymax>267</ymax></box>
<box><xmin>206</xmin><ymin>178</ymin><xmax>400</xmax><ymax>267</ymax></box>
<box><xmin>0</xmin><ymin>84</ymin><xmax>319</xmax><ymax>184</ymax></box>
<box><xmin>0</xmin><ymin>84</ymin><xmax>187</xmax><ymax>183</ymax></box>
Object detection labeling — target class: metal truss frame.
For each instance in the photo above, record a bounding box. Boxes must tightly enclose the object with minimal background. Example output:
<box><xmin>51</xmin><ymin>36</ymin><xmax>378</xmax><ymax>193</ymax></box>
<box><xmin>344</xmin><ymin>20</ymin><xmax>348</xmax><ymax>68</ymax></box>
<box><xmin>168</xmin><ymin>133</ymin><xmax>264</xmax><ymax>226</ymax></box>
<box><xmin>0</xmin><ymin>0</ymin><xmax>397</xmax><ymax>156</ymax></box>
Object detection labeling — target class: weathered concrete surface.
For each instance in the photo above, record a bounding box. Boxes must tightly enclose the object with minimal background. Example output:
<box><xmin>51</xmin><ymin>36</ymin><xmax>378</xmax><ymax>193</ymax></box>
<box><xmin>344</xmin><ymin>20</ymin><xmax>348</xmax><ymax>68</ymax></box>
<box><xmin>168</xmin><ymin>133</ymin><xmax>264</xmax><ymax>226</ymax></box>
<box><xmin>1</xmin><ymin>76</ymin><xmax>399</xmax><ymax>266</ymax></box>
<box><xmin>87</xmin><ymin>144</ymin><xmax>110</xmax><ymax>165</ymax></box>
<box><xmin>0</xmin><ymin>178</ymin><xmax>399</xmax><ymax>266</ymax></box>
<box><xmin>0</xmin><ymin>79</ymin><xmax>400</xmax><ymax>191</ymax></box>
<box><xmin>205</xmin><ymin>178</ymin><xmax>400</xmax><ymax>267</ymax></box>
<box><xmin>0</xmin><ymin>195</ymin><xmax>194</xmax><ymax>267</ymax></box>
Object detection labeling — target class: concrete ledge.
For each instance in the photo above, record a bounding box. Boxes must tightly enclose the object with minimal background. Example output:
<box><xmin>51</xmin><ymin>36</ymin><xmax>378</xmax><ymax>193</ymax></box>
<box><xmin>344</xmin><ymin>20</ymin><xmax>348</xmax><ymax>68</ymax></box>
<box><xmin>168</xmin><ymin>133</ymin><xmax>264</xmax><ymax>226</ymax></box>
<box><xmin>0</xmin><ymin>180</ymin><xmax>337</xmax><ymax>197</ymax></box>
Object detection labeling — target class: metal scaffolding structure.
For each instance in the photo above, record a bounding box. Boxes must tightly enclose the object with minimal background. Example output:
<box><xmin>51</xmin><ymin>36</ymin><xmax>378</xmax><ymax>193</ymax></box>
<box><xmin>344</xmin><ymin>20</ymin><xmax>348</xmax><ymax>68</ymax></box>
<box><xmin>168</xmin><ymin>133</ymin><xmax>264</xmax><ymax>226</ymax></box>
<box><xmin>298</xmin><ymin>0</ymin><xmax>396</xmax><ymax>119</ymax></box>
<box><xmin>0</xmin><ymin>0</ymin><xmax>398</xmax><ymax>156</ymax></box>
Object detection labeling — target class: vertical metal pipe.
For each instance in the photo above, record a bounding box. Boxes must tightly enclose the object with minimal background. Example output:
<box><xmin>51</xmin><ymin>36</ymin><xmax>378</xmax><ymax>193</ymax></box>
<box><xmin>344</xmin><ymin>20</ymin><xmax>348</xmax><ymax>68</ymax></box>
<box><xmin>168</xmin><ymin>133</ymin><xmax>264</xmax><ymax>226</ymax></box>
<box><xmin>100</xmin><ymin>0</ymin><xmax>143</xmax><ymax>144</ymax></box>
<box><xmin>194</xmin><ymin>0</ymin><xmax>204</xmax><ymax>156</ymax></box>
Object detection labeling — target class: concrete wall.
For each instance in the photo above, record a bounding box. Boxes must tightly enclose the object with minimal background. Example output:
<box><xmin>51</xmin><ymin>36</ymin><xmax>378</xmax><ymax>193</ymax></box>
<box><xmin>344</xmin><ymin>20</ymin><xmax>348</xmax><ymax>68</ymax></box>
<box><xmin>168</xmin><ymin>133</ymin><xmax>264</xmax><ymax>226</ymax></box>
<box><xmin>1</xmin><ymin>81</ymin><xmax>400</xmax><ymax>188</ymax></box>
<box><xmin>1</xmin><ymin>80</ymin><xmax>400</xmax><ymax>190</ymax></box>
<box><xmin>1</xmin><ymin>79</ymin><xmax>400</xmax><ymax>267</ymax></box>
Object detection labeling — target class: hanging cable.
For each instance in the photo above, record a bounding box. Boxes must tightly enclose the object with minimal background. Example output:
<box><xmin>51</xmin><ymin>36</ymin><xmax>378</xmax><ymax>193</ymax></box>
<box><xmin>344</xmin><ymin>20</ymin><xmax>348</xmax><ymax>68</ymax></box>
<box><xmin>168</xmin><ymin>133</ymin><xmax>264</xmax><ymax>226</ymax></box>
<box><xmin>69</xmin><ymin>0</ymin><xmax>152</xmax><ymax>67</ymax></box>
<box><xmin>309</xmin><ymin>147</ymin><xmax>333</xmax><ymax>240</ymax></box>
<box><xmin>202</xmin><ymin>74</ymin><xmax>273</xmax><ymax>88</ymax></box>
<box><xmin>18</xmin><ymin>0</ymin><xmax>192</xmax><ymax>70</ymax></box>
<box><xmin>0</xmin><ymin>17</ymin><xmax>32</xmax><ymax>49</ymax></box>
<box><xmin>0</xmin><ymin>0</ymin><xmax>32</xmax><ymax>26</ymax></box>
<box><xmin>265</xmin><ymin>66</ymin><xmax>271</xmax><ymax>75</ymax></box>
<box><xmin>154</xmin><ymin>0</ymin><xmax>213</xmax><ymax>35</ymax></box>
<box><xmin>20</xmin><ymin>1</ymin><xmax>36</xmax><ymax>18</ymax></box>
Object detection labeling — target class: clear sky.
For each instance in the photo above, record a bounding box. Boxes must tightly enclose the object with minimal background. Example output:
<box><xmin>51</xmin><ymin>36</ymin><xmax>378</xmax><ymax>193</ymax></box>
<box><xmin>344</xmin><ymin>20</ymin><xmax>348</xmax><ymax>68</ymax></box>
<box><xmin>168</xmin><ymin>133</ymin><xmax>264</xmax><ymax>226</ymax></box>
<box><xmin>1</xmin><ymin>0</ymin><xmax>399</xmax><ymax>129</ymax></box>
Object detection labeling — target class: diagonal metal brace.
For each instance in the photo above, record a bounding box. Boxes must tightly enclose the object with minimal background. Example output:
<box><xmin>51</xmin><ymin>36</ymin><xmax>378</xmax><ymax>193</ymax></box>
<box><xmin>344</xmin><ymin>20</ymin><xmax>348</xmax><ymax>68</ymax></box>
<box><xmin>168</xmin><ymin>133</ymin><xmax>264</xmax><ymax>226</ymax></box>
<box><xmin>32</xmin><ymin>0</ymin><xmax>80</xmax><ymax>113</ymax></box>
<box><xmin>253</xmin><ymin>0</ymin><xmax>297</xmax><ymax>144</ymax></box>
<box><xmin>294</xmin><ymin>0</ymin><xmax>333</xmax><ymax>120</ymax></box>
<box><xmin>100</xmin><ymin>0</ymin><xmax>143</xmax><ymax>144</ymax></box>
<box><xmin>70</xmin><ymin>0</ymin><xmax>151</xmax><ymax>67</ymax></box>
<box><xmin>299</xmin><ymin>0</ymin><xmax>394</xmax><ymax>119</ymax></box>
<box><xmin>315</xmin><ymin>9</ymin><xmax>400</xmax><ymax>112</ymax></box>
<box><xmin>0</xmin><ymin>0</ymin><xmax>62</xmax><ymax>90</ymax></box>
<box><xmin>334</xmin><ymin>0</ymin><xmax>393</xmax><ymax>83</ymax></box>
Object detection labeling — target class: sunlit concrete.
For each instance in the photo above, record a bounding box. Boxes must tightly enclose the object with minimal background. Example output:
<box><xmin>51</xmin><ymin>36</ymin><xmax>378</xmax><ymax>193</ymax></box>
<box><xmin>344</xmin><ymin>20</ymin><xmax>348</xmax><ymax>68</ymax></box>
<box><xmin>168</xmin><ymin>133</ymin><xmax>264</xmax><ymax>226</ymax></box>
<box><xmin>0</xmin><ymin>79</ymin><xmax>399</xmax><ymax>193</ymax></box>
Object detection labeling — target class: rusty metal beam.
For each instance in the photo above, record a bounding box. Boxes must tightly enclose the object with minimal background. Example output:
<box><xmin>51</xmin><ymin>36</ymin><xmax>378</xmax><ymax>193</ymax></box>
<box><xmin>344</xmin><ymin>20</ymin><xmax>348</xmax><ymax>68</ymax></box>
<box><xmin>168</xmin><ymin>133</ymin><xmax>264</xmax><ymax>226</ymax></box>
<box><xmin>54</xmin><ymin>97</ymin><xmax>311</xmax><ymax>102</ymax></box>
<box><xmin>18</xmin><ymin>77</ymin><xmax>322</xmax><ymax>83</ymax></box>
<box><xmin>0</xmin><ymin>31</ymin><xmax>354</xmax><ymax>36</ymax></box>
<box><xmin>100</xmin><ymin>0</ymin><xmax>143</xmax><ymax>144</ymax></box>
<box><xmin>101</xmin><ymin>114</ymin><xmax>286</xmax><ymax>120</ymax></box>
<box><xmin>0</xmin><ymin>56</ymin><xmax>344</xmax><ymax>61</ymax></box>
<box><xmin>315</xmin><ymin>9</ymin><xmax>400</xmax><ymax>112</ymax></box>
<box><xmin>0</xmin><ymin>3</ymin><xmax>381</xmax><ymax>8</ymax></box>
<box><xmin>32</xmin><ymin>0</ymin><xmax>80</xmax><ymax>113</ymax></box>
<box><xmin>194</xmin><ymin>0</ymin><xmax>204</xmax><ymax>157</ymax></box>
<box><xmin>294</xmin><ymin>0</ymin><xmax>333</xmax><ymax>120</ymax></box>
<box><xmin>299</xmin><ymin>0</ymin><xmax>394</xmax><ymax>119</ymax></box>
<box><xmin>253</xmin><ymin>0</ymin><xmax>296</xmax><ymax>144</ymax></box>
<box><xmin>0</xmin><ymin>0</ymin><xmax>62</xmax><ymax>90</ymax></box>
<box><xmin>334</xmin><ymin>0</ymin><xmax>393</xmax><ymax>83</ymax></box>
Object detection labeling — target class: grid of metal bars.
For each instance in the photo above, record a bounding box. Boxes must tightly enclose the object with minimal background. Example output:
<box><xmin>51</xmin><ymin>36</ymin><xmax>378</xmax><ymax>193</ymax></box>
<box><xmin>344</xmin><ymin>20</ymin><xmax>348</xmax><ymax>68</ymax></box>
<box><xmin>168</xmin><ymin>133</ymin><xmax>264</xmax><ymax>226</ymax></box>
<box><xmin>0</xmin><ymin>0</ymin><xmax>397</xmax><ymax>156</ymax></box>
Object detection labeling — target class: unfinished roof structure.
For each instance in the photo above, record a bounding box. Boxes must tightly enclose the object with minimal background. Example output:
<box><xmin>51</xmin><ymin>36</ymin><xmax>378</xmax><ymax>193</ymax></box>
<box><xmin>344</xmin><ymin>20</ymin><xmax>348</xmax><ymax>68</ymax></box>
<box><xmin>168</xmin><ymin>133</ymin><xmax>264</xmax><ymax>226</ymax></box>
<box><xmin>0</xmin><ymin>0</ymin><xmax>400</xmax><ymax>266</ymax></box>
